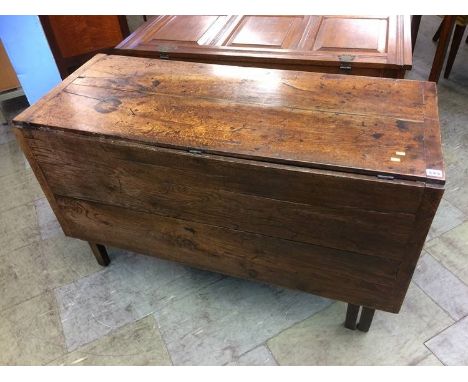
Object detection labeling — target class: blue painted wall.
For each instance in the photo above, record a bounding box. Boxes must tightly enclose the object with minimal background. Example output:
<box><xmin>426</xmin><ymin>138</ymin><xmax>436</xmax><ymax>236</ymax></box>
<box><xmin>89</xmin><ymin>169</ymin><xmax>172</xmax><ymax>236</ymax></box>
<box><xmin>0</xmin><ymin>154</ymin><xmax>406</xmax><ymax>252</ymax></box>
<box><xmin>0</xmin><ymin>15</ymin><xmax>61</xmax><ymax>104</ymax></box>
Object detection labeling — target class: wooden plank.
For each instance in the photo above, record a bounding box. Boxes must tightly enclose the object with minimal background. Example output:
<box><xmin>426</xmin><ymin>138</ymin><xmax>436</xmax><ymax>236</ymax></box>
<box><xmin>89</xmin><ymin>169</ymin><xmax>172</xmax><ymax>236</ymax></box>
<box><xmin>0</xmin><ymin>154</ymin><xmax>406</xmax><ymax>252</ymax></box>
<box><xmin>391</xmin><ymin>184</ymin><xmax>444</xmax><ymax>312</ymax></box>
<box><xmin>71</xmin><ymin>54</ymin><xmax>423</xmax><ymax>120</ymax></box>
<box><xmin>27</xmin><ymin>129</ymin><xmax>417</xmax><ymax>260</ymax></box>
<box><xmin>115</xmin><ymin>15</ymin><xmax>412</xmax><ymax>73</ymax></box>
<box><xmin>56</xmin><ymin>195</ymin><xmax>402</xmax><ymax>312</ymax></box>
<box><xmin>25</xmin><ymin>128</ymin><xmax>425</xmax><ymax>213</ymax></box>
<box><xmin>12</xmin><ymin>54</ymin><xmax>436</xmax><ymax>182</ymax></box>
<box><xmin>13</xmin><ymin>128</ymin><xmax>72</xmax><ymax>235</ymax></box>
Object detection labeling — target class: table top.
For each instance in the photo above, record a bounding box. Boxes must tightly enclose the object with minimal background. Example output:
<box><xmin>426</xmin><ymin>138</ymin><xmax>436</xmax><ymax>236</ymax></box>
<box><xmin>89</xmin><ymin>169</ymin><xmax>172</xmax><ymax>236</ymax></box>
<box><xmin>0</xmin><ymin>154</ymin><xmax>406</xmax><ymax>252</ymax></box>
<box><xmin>14</xmin><ymin>54</ymin><xmax>443</xmax><ymax>184</ymax></box>
<box><xmin>115</xmin><ymin>15</ymin><xmax>413</xmax><ymax>71</ymax></box>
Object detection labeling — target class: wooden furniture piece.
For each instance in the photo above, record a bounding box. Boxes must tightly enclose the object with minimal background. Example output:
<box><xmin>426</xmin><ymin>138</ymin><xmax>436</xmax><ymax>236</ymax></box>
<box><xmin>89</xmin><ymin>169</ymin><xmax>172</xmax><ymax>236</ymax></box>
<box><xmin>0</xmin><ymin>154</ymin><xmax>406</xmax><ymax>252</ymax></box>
<box><xmin>412</xmin><ymin>15</ymin><xmax>464</xmax><ymax>82</ymax></box>
<box><xmin>115</xmin><ymin>15</ymin><xmax>412</xmax><ymax>78</ymax></box>
<box><xmin>0</xmin><ymin>39</ymin><xmax>20</xmax><ymax>93</ymax></box>
<box><xmin>39</xmin><ymin>16</ymin><xmax>130</xmax><ymax>79</ymax></box>
<box><xmin>0</xmin><ymin>88</ymin><xmax>24</xmax><ymax>125</ymax></box>
<box><xmin>433</xmin><ymin>16</ymin><xmax>468</xmax><ymax>79</ymax></box>
<box><xmin>13</xmin><ymin>54</ymin><xmax>444</xmax><ymax>332</ymax></box>
<box><xmin>0</xmin><ymin>39</ymin><xmax>23</xmax><ymax>125</ymax></box>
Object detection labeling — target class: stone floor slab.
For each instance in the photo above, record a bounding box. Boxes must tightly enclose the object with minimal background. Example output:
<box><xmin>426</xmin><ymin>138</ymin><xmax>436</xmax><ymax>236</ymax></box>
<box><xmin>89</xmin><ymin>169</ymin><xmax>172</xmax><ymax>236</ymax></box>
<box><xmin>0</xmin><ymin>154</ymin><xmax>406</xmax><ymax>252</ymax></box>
<box><xmin>426</xmin><ymin>316</ymin><xmax>468</xmax><ymax>366</ymax></box>
<box><xmin>155</xmin><ymin>276</ymin><xmax>331</xmax><ymax>365</ymax></box>
<box><xmin>48</xmin><ymin>315</ymin><xmax>171</xmax><ymax>366</ymax></box>
<box><xmin>426</xmin><ymin>199</ymin><xmax>465</xmax><ymax>241</ymax></box>
<box><xmin>425</xmin><ymin>221</ymin><xmax>468</xmax><ymax>285</ymax></box>
<box><xmin>413</xmin><ymin>253</ymin><xmax>468</xmax><ymax>320</ymax></box>
<box><xmin>415</xmin><ymin>353</ymin><xmax>444</xmax><ymax>366</ymax></box>
<box><xmin>0</xmin><ymin>169</ymin><xmax>43</xmax><ymax>213</ymax></box>
<box><xmin>0</xmin><ymin>292</ymin><xmax>67</xmax><ymax>365</ymax></box>
<box><xmin>39</xmin><ymin>235</ymin><xmax>103</xmax><ymax>290</ymax></box>
<box><xmin>0</xmin><ymin>242</ymin><xmax>49</xmax><ymax>311</ymax></box>
<box><xmin>0</xmin><ymin>236</ymin><xmax>102</xmax><ymax>311</ymax></box>
<box><xmin>54</xmin><ymin>250</ymin><xmax>223</xmax><ymax>351</ymax></box>
<box><xmin>34</xmin><ymin>197</ymin><xmax>63</xmax><ymax>240</ymax></box>
<box><xmin>0</xmin><ymin>202</ymin><xmax>40</xmax><ymax>256</ymax></box>
<box><xmin>267</xmin><ymin>284</ymin><xmax>453</xmax><ymax>365</ymax></box>
<box><xmin>226</xmin><ymin>346</ymin><xmax>277</xmax><ymax>366</ymax></box>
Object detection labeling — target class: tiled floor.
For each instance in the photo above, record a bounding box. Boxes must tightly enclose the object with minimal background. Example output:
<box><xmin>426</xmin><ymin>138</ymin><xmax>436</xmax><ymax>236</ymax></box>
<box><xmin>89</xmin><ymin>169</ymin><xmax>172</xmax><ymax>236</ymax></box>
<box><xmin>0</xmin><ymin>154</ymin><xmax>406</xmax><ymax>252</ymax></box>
<box><xmin>0</xmin><ymin>16</ymin><xmax>467</xmax><ymax>365</ymax></box>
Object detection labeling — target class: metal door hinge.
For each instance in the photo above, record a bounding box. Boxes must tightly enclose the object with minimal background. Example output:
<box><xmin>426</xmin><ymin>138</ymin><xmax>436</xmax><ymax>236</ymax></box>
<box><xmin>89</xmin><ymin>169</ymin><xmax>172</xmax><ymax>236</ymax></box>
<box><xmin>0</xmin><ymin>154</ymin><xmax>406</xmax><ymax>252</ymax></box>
<box><xmin>339</xmin><ymin>63</ymin><xmax>352</xmax><ymax>73</ymax></box>
<box><xmin>188</xmin><ymin>149</ymin><xmax>203</xmax><ymax>155</ymax></box>
<box><xmin>338</xmin><ymin>54</ymin><xmax>355</xmax><ymax>74</ymax></box>
<box><xmin>377</xmin><ymin>174</ymin><xmax>395</xmax><ymax>180</ymax></box>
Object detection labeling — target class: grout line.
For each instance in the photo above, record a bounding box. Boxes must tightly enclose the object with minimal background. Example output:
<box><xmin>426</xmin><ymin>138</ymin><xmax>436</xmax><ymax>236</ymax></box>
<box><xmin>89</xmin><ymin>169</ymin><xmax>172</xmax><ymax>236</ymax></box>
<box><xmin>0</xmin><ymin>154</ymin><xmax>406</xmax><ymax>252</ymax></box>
<box><xmin>264</xmin><ymin>343</ymin><xmax>280</xmax><ymax>366</ymax></box>
<box><xmin>423</xmin><ymin>343</ymin><xmax>447</xmax><ymax>366</ymax></box>
<box><xmin>260</xmin><ymin>300</ymin><xmax>336</xmax><ymax>347</ymax></box>
<box><xmin>411</xmin><ymin>280</ymin><xmax>459</xmax><ymax>322</ymax></box>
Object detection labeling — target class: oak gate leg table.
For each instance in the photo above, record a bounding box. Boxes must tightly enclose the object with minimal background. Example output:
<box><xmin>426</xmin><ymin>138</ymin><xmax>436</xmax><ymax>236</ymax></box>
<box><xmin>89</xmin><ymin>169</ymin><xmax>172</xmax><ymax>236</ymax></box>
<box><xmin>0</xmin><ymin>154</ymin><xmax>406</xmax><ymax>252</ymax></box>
<box><xmin>13</xmin><ymin>54</ymin><xmax>444</xmax><ymax>333</ymax></box>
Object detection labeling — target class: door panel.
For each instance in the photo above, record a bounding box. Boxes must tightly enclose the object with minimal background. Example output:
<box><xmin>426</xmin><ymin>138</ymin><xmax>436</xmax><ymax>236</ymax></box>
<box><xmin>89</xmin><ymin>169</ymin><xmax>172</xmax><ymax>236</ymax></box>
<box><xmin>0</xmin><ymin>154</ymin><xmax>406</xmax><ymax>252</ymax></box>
<box><xmin>217</xmin><ymin>16</ymin><xmax>308</xmax><ymax>49</ymax></box>
<box><xmin>309</xmin><ymin>16</ymin><xmax>389</xmax><ymax>53</ymax></box>
<box><xmin>144</xmin><ymin>15</ymin><xmax>231</xmax><ymax>46</ymax></box>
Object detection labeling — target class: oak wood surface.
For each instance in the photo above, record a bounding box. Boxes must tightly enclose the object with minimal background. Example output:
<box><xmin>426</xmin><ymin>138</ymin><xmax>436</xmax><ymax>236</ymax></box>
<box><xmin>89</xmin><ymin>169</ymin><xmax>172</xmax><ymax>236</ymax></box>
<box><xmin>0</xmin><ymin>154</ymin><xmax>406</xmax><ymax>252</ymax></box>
<box><xmin>115</xmin><ymin>15</ymin><xmax>412</xmax><ymax>78</ymax></box>
<box><xmin>14</xmin><ymin>54</ymin><xmax>443</xmax><ymax>184</ymax></box>
<box><xmin>13</xmin><ymin>53</ymin><xmax>444</xmax><ymax>315</ymax></box>
<box><xmin>25</xmin><ymin>128</ymin><xmax>420</xmax><ymax>261</ymax></box>
<box><xmin>39</xmin><ymin>16</ymin><xmax>129</xmax><ymax>78</ymax></box>
<box><xmin>55</xmin><ymin>196</ymin><xmax>401</xmax><ymax>311</ymax></box>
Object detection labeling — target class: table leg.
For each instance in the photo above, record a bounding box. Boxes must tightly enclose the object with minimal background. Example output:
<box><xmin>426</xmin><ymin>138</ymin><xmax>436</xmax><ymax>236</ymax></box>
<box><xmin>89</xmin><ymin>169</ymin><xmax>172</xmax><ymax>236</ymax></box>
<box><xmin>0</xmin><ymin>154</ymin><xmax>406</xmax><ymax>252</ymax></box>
<box><xmin>411</xmin><ymin>15</ymin><xmax>422</xmax><ymax>52</ymax></box>
<box><xmin>357</xmin><ymin>307</ymin><xmax>375</xmax><ymax>332</ymax></box>
<box><xmin>444</xmin><ymin>24</ymin><xmax>466</xmax><ymax>78</ymax></box>
<box><xmin>429</xmin><ymin>15</ymin><xmax>456</xmax><ymax>83</ymax></box>
<box><xmin>344</xmin><ymin>303</ymin><xmax>360</xmax><ymax>330</ymax></box>
<box><xmin>89</xmin><ymin>242</ymin><xmax>110</xmax><ymax>266</ymax></box>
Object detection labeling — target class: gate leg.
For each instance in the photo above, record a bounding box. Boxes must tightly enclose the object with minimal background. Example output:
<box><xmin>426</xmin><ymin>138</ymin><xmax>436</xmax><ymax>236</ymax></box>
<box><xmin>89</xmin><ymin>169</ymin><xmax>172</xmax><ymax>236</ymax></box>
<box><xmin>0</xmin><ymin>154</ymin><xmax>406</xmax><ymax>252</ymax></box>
<box><xmin>344</xmin><ymin>303</ymin><xmax>360</xmax><ymax>330</ymax></box>
<box><xmin>357</xmin><ymin>307</ymin><xmax>375</xmax><ymax>332</ymax></box>
<box><xmin>89</xmin><ymin>242</ymin><xmax>110</xmax><ymax>266</ymax></box>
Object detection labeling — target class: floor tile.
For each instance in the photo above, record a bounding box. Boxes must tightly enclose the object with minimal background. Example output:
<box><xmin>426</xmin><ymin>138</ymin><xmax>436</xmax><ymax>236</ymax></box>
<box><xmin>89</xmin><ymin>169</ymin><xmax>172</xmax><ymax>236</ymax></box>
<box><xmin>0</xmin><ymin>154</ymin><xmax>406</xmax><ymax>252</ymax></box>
<box><xmin>0</xmin><ymin>202</ymin><xmax>40</xmax><ymax>256</ymax></box>
<box><xmin>0</xmin><ymin>140</ymin><xmax>26</xmax><ymax>178</ymax></box>
<box><xmin>0</xmin><ymin>123</ymin><xmax>15</xmax><ymax>145</ymax></box>
<box><xmin>34</xmin><ymin>197</ymin><xmax>63</xmax><ymax>240</ymax></box>
<box><xmin>426</xmin><ymin>199</ymin><xmax>465</xmax><ymax>241</ymax></box>
<box><xmin>155</xmin><ymin>276</ymin><xmax>331</xmax><ymax>365</ymax></box>
<box><xmin>0</xmin><ymin>237</ymin><xmax>101</xmax><ymax>311</ymax></box>
<box><xmin>226</xmin><ymin>346</ymin><xmax>277</xmax><ymax>366</ymax></box>
<box><xmin>39</xmin><ymin>235</ymin><xmax>103</xmax><ymax>290</ymax></box>
<box><xmin>267</xmin><ymin>284</ymin><xmax>453</xmax><ymax>365</ymax></box>
<box><xmin>425</xmin><ymin>221</ymin><xmax>468</xmax><ymax>285</ymax></box>
<box><xmin>415</xmin><ymin>353</ymin><xmax>444</xmax><ymax>366</ymax></box>
<box><xmin>54</xmin><ymin>250</ymin><xmax>223</xmax><ymax>351</ymax></box>
<box><xmin>48</xmin><ymin>315</ymin><xmax>171</xmax><ymax>366</ymax></box>
<box><xmin>0</xmin><ymin>169</ymin><xmax>43</xmax><ymax>213</ymax></box>
<box><xmin>426</xmin><ymin>316</ymin><xmax>468</xmax><ymax>366</ymax></box>
<box><xmin>0</xmin><ymin>292</ymin><xmax>67</xmax><ymax>365</ymax></box>
<box><xmin>0</xmin><ymin>242</ymin><xmax>49</xmax><ymax>311</ymax></box>
<box><xmin>413</xmin><ymin>253</ymin><xmax>468</xmax><ymax>320</ymax></box>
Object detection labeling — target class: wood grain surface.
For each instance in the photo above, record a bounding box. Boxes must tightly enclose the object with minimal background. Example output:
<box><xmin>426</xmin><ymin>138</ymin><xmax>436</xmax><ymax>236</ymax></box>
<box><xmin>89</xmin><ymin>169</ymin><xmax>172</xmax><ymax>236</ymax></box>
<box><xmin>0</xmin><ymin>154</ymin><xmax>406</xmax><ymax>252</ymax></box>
<box><xmin>14</xmin><ymin>54</ymin><xmax>443</xmax><ymax>184</ymax></box>
<box><xmin>13</xmin><ymin>54</ymin><xmax>444</xmax><ymax>315</ymax></box>
<box><xmin>115</xmin><ymin>15</ymin><xmax>412</xmax><ymax>78</ymax></box>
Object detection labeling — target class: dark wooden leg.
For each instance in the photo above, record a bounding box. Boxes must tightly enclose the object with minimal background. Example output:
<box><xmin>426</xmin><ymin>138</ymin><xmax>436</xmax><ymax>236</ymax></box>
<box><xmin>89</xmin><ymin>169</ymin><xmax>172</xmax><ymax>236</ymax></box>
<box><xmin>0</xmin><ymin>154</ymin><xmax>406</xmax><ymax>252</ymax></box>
<box><xmin>432</xmin><ymin>19</ymin><xmax>443</xmax><ymax>41</ymax></box>
<box><xmin>411</xmin><ymin>15</ymin><xmax>422</xmax><ymax>52</ymax></box>
<box><xmin>357</xmin><ymin>307</ymin><xmax>375</xmax><ymax>332</ymax></box>
<box><xmin>444</xmin><ymin>24</ymin><xmax>466</xmax><ymax>79</ymax></box>
<box><xmin>89</xmin><ymin>242</ymin><xmax>110</xmax><ymax>266</ymax></box>
<box><xmin>429</xmin><ymin>16</ymin><xmax>456</xmax><ymax>83</ymax></box>
<box><xmin>344</xmin><ymin>303</ymin><xmax>360</xmax><ymax>330</ymax></box>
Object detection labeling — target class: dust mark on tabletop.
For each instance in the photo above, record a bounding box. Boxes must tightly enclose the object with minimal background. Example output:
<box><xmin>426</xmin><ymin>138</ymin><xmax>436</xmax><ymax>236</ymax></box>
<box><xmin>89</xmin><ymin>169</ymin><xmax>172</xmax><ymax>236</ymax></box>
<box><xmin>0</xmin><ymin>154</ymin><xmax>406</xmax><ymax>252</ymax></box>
<box><xmin>396</xmin><ymin>120</ymin><xmax>409</xmax><ymax>131</ymax></box>
<box><xmin>372</xmin><ymin>133</ymin><xmax>384</xmax><ymax>140</ymax></box>
<box><xmin>94</xmin><ymin>97</ymin><xmax>122</xmax><ymax>114</ymax></box>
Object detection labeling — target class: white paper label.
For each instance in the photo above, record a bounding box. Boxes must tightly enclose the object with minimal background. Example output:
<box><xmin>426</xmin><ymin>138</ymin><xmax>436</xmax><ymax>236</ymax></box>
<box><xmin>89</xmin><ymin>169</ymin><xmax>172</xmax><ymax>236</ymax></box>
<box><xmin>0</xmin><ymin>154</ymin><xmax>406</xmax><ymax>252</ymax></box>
<box><xmin>426</xmin><ymin>169</ymin><xmax>443</xmax><ymax>178</ymax></box>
